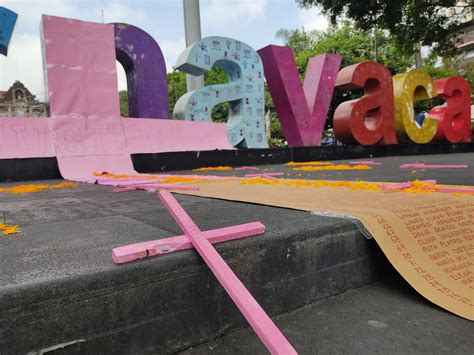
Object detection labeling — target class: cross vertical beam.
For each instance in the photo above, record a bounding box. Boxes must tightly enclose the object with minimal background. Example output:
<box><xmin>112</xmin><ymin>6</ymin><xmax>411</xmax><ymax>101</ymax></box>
<box><xmin>158</xmin><ymin>191</ymin><xmax>297</xmax><ymax>354</ymax></box>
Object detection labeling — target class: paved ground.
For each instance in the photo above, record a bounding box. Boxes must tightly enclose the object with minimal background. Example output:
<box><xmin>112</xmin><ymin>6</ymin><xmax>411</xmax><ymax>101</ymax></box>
<box><xmin>182</xmin><ymin>274</ymin><xmax>474</xmax><ymax>355</ymax></box>
<box><xmin>175</xmin><ymin>153</ymin><xmax>474</xmax><ymax>186</ymax></box>
<box><xmin>0</xmin><ymin>183</ymin><xmax>362</xmax><ymax>289</ymax></box>
<box><xmin>0</xmin><ymin>152</ymin><xmax>472</xmax><ymax>353</ymax></box>
<box><xmin>1</xmin><ymin>153</ymin><xmax>471</xmax><ymax>287</ymax></box>
<box><xmin>0</xmin><ymin>175</ymin><xmax>378</xmax><ymax>353</ymax></box>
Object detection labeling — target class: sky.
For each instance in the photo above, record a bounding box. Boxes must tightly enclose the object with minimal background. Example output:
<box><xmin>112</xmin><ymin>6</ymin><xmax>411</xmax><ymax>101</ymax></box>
<box><xmin>0</xmin><ymin>0</ymin><xmax>328</xmax><ymax>100</ymax></box>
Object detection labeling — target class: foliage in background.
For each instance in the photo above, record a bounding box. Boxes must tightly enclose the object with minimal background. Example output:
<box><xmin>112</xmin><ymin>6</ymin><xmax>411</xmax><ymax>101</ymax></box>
<box><xmin>277</xmin><ymin>22</ymin><xmax>413</xmax><ymax>75</ymax></box>
<box><xmin>296</xmin><ymin>0</ymin><xmax>470</xmax><ymax>57</ymax></box>
<box><xmin>276</xmin><ymin>22</ymin><xmax>414</xmax><ymax>133</ymax></box>
<box><xmin>167</xmin><ymin>68</ymin><xmax>229</xmax><ymax>122</ymax></box>
<box><xmin>122</xmin><ymin>68</ymin><xmax>232</xmax><ymax>122</ymax></box>
<box><xmin>119</xmin><ymin>90</ymin><xmax>128</xmax><ymax>117</ymax></box>
<box><xmin>165</xmin><ymin>67</ymin><xmax>286</xmax><ymax>146</ymax></box>
<box><xmin>167</xmin><ymin>71</ymin><xmax>187</xmax><ymax>117</ymax></box>
<box><xmin>461</xmin><ymin>61</ymin><xmax>474</xmax><ymax>92</ymax></box>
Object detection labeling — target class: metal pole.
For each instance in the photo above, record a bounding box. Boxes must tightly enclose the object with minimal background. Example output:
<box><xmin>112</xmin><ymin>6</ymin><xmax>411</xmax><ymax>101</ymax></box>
<box><xmin>373</xmin><ymin>0</ymin><xmax>378</xmax><ymax>62</ymax></box>
<box><xmin>374</xmin><ymin>26</ymin><xmax>378</xmax><ymax>62</ymax></box>
<box><xmin>183</xmin><ymin>0</ymin><xmax>204</xmax><ymax>92</ymax></box>
<box><xmin>415</xmin><ymin>43</ymin><xmax>422</xmax><ymax>69</ymax></box>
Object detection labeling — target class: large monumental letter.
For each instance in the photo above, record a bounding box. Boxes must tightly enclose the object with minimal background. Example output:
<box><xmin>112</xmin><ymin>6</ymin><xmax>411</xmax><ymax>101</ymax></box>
<box><xmin>429</xmin><ymin>76</ymin><xmax>472</xmax><ymax>143</ymax></box>
<box><xmin>258</xmin><ymin>45</ymin><xmax>342</xmax><ymax>147</ymax></box>
<box><xmin>173</xmin><ymin>37</ymin><xmax>267</xmax><ymax>148</ymax></box>
<box><xmin>0</xmin><ymin>6</ymin><xmax>17</xmax><ymax>56</ymax></box>
<box><xmin>41</xmin><ymin>15</ymin><xmax>134</xmax><ymax>180</ymax></box>
<box><xmin>41</xmin><ymin>15</ymin><xmax>121</xmax><ymax>119</ymax></box>
<box><xmin>333</xmin><ymin>61</ymin><xmax>397</xmax><ymax>145</ymax></box>
<box><xmin>114</xmin><ymin>23</ymin><xmax>169</xmax><ymax>118</ymax></box>
<box><xmin>393</xmin><ymin>70</ymin><xmax>438</xmax><ymax>144</ymax></box>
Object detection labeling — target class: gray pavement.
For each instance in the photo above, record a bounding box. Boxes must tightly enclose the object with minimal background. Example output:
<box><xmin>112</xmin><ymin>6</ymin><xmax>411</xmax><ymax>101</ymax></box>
<box><xmin>0</xmin><ymin>152</ymin><xmax>472</xmax><ymax>353</ymax></box>
<box><xmin>0</xmin><ymin>179</ymin><xmax>379</xmax><ymax>353</ymax></box>
<box><xmin>176</xmin><ymin>152</ymin><xmax>474</xmax><ymax>186</ymax></box>
<box><xmin>182</xmin><ymin>276</ymin><xmax>474</xmax><ymax>355</ymax></box>
<box><xmin>1</xmin><ymin>153</ymin><xmax>471</xmax><ymax>288</ymax></box>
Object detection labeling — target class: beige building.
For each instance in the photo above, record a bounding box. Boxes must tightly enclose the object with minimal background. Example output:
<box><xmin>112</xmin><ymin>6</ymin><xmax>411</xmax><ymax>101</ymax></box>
<box><xmin>452</xmin><ymin>2</ymin><xmax>474</xmax><ymax>121</ymax></box>
<box><xmin>0</xmin><ymin>81</ymin><xmax>46</xmax><ymax>117</ymax></box>
<box><xmin>456</xmin><ymin>22</ymin><xmax>474</xmax><ymax>67</ymax></box>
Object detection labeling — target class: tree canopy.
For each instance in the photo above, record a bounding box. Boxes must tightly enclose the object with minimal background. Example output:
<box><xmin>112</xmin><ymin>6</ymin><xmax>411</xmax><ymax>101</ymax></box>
<box><xmin>276</xmin><ymin>22</ymin><xmax>416</xmax><ymax>131</ymax></box>
<box><xmin>296</xmin><ymin>0</ymin><xmax>470</xmax><ymax>56</ymax></box>
<box><xmin>277</xmin><ymin>22</ymin><xmax>414</xmax><ymax>75</ymax></box>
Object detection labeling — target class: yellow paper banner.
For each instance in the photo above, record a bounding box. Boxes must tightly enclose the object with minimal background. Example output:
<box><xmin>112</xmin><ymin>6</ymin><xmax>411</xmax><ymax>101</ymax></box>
<box><xmin>176</xmin><ymin>179</ymin><xmax>474</xmax><ymax>321</ymax></box>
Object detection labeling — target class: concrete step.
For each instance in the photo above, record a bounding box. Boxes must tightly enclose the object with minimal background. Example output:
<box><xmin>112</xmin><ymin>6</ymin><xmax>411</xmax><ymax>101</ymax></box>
<box><xmin>181</xmin><ymin>276</ymin><xmax>473</xmax><ymax>355</ymax></box>
<box><xmin>0</xmin><ymin>183</ymin><xmax>383</xmax><ymax>354</ymax></box>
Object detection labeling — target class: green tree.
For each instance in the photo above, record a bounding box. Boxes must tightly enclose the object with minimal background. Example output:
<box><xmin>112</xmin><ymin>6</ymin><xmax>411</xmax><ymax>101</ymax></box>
<box><xmin>165</xmin><ymin>68</ymin><xmax>286</xmax><ymax>145</ymax></box>
<box><xmin>166</xmin><ymin>67</ymin><xmax>229</xmax><ymax>122</ymax></box>
<box><xmin>275</xmin><ymin>28</ymin><xmax>321</xmax><ymax>55</ymax></box>
<box><xmin>461</xmin><ymin>62</ymin><xmax>474</xmax><ymax>92</ymax></box>
<box><xmin>205</xmin><ymin>67</ymin><xmax>229</xmax><ymax>123</ymax></box>
<box><xmin>296</xmin><ymin>0</ymin><xmax>470</xmax><ymax>56</ymax></box>
<box><xmin>278</xmin><ymin>22</ymin><xmax>413</xmax><ymax>75</ymax></box>
<box><xmin>119</xmin><ymin>90</ymin><xmax>128</xmax><ymax>117</ymax></box>
<box><xmin>167</xmin><ymin>71</ymin><xmax>187</xmax><ymax>117</ymax></box>
<box><xmin>276</xmin><ymin>22</ymin><xmax>414</xmax><ymax>133</ymax></box>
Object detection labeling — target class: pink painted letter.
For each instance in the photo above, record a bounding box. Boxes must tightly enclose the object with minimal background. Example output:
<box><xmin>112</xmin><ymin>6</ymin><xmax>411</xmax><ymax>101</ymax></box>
<box><xmin>258</xmin><ymin>45</ymin><xmax>342</xmax><ymax>146</ymax></box>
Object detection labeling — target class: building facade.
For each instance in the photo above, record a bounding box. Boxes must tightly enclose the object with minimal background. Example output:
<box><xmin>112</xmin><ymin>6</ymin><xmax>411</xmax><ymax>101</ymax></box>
<box><xmin>456</xmin><ymin>4</ymin><xmax>474</xmax><ymax>68</ymax></box>
<box><xmin>0</xmin><ymin>81</ymin><xmax>46</xmax><ymax>117</ymax></box>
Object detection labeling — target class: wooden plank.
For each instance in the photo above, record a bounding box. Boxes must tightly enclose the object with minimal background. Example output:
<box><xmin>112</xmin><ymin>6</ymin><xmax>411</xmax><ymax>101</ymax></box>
<box><xmin>112</xmin><ymin>222</ymin><xmax>265</xmax><ymax>264</ymax></box>
<box><xmin>158</xmin><ymin>191</ymin><xmax>297</xmax><ymax>354</ymax></box>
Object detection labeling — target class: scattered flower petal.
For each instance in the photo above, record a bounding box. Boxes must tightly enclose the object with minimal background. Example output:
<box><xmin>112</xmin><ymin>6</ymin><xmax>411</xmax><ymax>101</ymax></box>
<box><xmin>0</xmin><ymin>183</ymin><xmax>77</xmax><ymax>194</ymax></box>
<box><xmin>192</xmin><ymin>166</ymin><xmax>233</xmax><ymax>171</ymax></box>
<box><xmin>293</xmin><ymin>164</ymin><xmax>372</xmax><ymax>171</ymax></box>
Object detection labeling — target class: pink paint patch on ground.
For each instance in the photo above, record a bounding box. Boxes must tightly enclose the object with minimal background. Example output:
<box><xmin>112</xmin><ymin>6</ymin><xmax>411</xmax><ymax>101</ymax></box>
<box><xmin>382</xmin><ymin>180</ymin><xmax>437</xmax><ymax>190</ymax></box>
<box><xmin>245</xmin><ymin>173</ymin><xmax>284</xmax><ymax>178</ymax></box>
<box><xmin>381</xmin><ymin>182</ymin><xmax>413</xmax><ymax>190</ymax></box>
<box><xmin>435</xmin><ymin>187</ymin><xmax>474</xmax><ymax>194</ymax></box>
<box><xmin>400</xmin><ymin>164</ymin><xmax>468</xmax><ymax>169</ymax></box>
<box><xmin>348</xmin><ymin>161</ymin><xmax>383</xmax><ymax>165</ymax></box>
<box><xmin>235</xmin><ymin>166</ymin><xmax>260</xmax><ymax>171</ymax></box>
<box><xmin>112</xmin><ymin>187</ymin><xmax>138</xmax><ymax>193</ymax></box>
<box><xmin>119</xmin><ymin>184</ymin><xmax>200</xmax><ymax>192</ymax></box>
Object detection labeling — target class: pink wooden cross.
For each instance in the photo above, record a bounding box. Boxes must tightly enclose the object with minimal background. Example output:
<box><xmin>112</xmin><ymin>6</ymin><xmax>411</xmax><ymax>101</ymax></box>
<box><xmin>113</xmin><ymin>184</ymin><xmax>200</xmax><ymax>192</ymax></box>
<box><xmin>158</xmin><ymin>191</ymin><xmax>297</xmax><ymax>354</ymax></box>
<box><xmin>112</xmin><ymin>222</ymin><xmax>265</xmax><ymax>264</ymax></box>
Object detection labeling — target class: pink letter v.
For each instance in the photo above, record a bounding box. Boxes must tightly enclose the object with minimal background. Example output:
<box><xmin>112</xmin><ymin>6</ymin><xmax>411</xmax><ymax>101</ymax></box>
<box><xmin>258</xmin><ymin>45</ymin><xmax>342</xmax><ymax>146</ymax></box>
